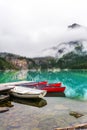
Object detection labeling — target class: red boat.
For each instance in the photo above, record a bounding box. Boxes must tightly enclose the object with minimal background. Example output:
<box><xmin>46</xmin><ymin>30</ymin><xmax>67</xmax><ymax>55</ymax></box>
<box><xmin>19</xmin><ymin>81</ymin><xmax>48</xmax><ymax>87</ymax></box>
<box><xmin>33</xmin><ymin>82</ymin><xmax>65</xmax><ymax>92</ymax></box>
<box><xmin>18</xmin><ymin>81</ymin><xmax>65</xmax><ymax>93</ymax></box>
<box><xmin>47</xmin><ymin>82</ymin><xmax>62</xmax><ymax>87</ymax></box>
<box><xmin>19</xmin><ymin>81</ymin><xmax>61</xmax><ymax>88</ymax></box>
<box><xmin>41</xmin><ymin>86</ymin><xmax>66</xmax><ymax>92</ymax></box>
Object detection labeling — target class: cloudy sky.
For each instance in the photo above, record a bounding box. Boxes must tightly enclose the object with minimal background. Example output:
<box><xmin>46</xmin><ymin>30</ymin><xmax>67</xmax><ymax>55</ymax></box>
<box><xmin>0</xmin><ymin>0</ymin><xmax>87</xmax><ymax>57</ymax></box>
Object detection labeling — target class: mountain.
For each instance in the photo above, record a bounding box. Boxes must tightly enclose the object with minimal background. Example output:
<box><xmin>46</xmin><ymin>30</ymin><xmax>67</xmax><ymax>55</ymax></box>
<box><xmin>0</xmin><ymin>23</ymin><xmax>87</xmax><ymax>70</ymax></box>
<box><xmin>41</xmin><ymin>23</ymin><xmax>87</xmax><ymax>59</ymax></box>
<box><xmin>36</xmin><ymin>23</ymin><xmax>87</xmax><ymax>69</ymax></box>
<box><xmin>0</xmin><ymin>52</ymin><xmax>37</xmax><ymax>70</ymax></box>
<box><xmin>68</xmin><ymin>23</ymin><xmax>81</xmax><ymax>29</ymax></box>
<box><xmin>41</xmin><ymin>40</ymin><xmax>86</xmax><ymax>58</ymax></box>
<box><xmin>0</xmin><ymin>57</ymin><xmax>16</xmax><ymax>70</ymax></box>
<box><xmin>0</xmin><ymin>52</ymin><xmax>55</xmax><ymax>70</ymax></box>
<box><xmin>56</xmin><ymin>52</ymin><xmax>87</xmax><ymax>69</ymax></box>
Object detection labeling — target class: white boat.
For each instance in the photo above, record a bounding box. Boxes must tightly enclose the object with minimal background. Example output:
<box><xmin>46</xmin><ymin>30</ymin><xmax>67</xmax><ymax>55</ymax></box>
<box><xmin>10</xmin><ymin>86</ymin><xmax>47</xmax><ymax>98</ymax></box>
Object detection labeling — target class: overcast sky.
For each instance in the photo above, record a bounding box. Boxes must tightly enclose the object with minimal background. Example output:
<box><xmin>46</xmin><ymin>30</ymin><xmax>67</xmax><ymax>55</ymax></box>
<box><xmin>0</xmin><ymin>0</ymin><xmax>87</xmax><ymax>57</ymax></box>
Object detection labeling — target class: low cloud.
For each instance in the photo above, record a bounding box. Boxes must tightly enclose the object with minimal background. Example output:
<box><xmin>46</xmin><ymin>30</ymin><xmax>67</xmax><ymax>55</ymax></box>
<box><xmin>0</xmin><ymin>0</ymin><xmax>87</xmax><ymax>57</ymax></box>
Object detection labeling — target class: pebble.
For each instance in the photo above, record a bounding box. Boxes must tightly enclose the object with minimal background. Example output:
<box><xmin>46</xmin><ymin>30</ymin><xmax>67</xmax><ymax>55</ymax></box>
<box><xmin>69</xmin><ymin>111</ymin><xmax>84</xmax><ymax>118</ymax></box>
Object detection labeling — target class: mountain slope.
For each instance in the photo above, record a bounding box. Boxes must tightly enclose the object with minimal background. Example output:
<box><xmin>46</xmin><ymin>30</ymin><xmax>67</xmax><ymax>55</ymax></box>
<box><xmin>57</xmin><ymin>52</ymin><xmax>87</xmax><ymax>69</ymax></box>
<box><xmin>0</xmin><ymin>57</ymin><xmax>16</xmax><ymax>70</ymax></box>
<box><xmin>41</xmin><ymin>23</ymin><xmax>87</xmax><ymax>59</ymax></box>
<box><xmin>41</xmin><ymin>40</ymin><xmax>87</xmax><ymax>59</ymax></box>
<box><xmin>1</xmin><ymin>23</ymin><xmax>87</xmax><ymax>70</ymax></box>
<box><xmin>0</xmin><ymin>52</ymin><xmax>36</xmax><ymax>70</ymax></box>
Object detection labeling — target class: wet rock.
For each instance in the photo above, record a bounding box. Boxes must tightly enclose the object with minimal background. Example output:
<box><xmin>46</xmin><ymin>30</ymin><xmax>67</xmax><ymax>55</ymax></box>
<box><xmin>69</xmin><ymin>111</ymin><xmax>84</xmax><ymax>118</ymax></box>
<box><xmin>0</xmin><ymin>101</ymin><xmax>14</xmax><ymax>107</ymax></box>
<box><xmin>0</xmin><ymin>107</ymin><xmax>9</xmax><ymax>113</ymax></box>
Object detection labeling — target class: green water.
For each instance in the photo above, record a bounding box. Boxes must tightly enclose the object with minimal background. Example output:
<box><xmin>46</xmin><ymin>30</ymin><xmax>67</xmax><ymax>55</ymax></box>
<box><xmin>0</xmin><ymin>70</ymin><xmax>87</xmax><ymax>100</ymax></box>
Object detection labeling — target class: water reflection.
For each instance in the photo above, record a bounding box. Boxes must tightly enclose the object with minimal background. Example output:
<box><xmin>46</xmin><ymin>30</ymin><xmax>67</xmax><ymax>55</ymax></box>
<box><xmin>0</xmin><ymin>70</ymin><xmax>28</xmax><ymax>83</ymax></box>
<box><xmin>11</xmin><ymin>97</ymin><xmax>47</xmax><ymax>108</ymax></box>
<box><xmin>46</xmin><ymin>92</ymin><xmax>65</xmax><ymax>97</ymax></box>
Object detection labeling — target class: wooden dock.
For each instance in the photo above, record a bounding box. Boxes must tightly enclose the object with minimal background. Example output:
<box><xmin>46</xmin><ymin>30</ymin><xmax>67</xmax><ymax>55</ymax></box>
<box><xmin>0</xmin><ymin>86</ymin><xmax>14</xmax><ymax>94</ymax></box>
<box><xmin>0</xmin><ymin>81</ymin><xmax>33</xmax><ymax>87</ymax></box>
<box><xmin>55</xmin><ymin>123</ymin><xmax>87</xmax><ymax>130</ymax></box>
<box><xmin>0</xmin><ymin>86</ymin><xmax>14</xmax><ymax>91</ymax></box>
<box><xmin>0</xmin><ymin>81</ymin><xmax>33</xmax><ymax>94</ymax></box>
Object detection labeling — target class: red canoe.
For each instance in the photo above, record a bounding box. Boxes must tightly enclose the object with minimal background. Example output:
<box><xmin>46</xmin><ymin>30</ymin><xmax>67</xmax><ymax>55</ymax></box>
<box><xmin>47</xmin><ymin>82</ymin><xmax>62</xmax><ymax>87</ymax></box>
<box><xmin>19</xmin><ymin>81</ymin><xmax>62</xmax><ymax>88</ymax></box>
<box><xmin>41</xmin><ymin>86</ymin><xmax>66</xmax><ymax>92</ymax></box>
<box><xmin>17</xmin><ymin>81</ymin><xmax>65</xmax><ymax>93</ymax></box>
<box><xmin>19</xmin><ymin>81</ymin><xmax>48</xmax><ymax>86</ymax></box>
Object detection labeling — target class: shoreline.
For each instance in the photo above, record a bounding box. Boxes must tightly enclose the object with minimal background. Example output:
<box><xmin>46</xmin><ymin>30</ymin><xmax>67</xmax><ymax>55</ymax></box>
<box><xmin>0</xmin><ymin>97</ymin><xmax>87</xmax><ymax>130</ymax></box>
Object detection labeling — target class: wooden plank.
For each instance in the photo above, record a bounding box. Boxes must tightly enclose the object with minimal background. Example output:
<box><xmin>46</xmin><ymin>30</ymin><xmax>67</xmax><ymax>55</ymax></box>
<box><xmin>0</xmin><ymin>86</ymin><xmax>14</xmax><ymax>92</ymax></box>
<box><xmin>0</xmin><ymin>81</ymin><xmax>34</xmax><ymax>87</ymax></box>
<box><xmin>55</xmin><ymin>123</ymin><xmax>87</xmax><ymax>130</ymax></box>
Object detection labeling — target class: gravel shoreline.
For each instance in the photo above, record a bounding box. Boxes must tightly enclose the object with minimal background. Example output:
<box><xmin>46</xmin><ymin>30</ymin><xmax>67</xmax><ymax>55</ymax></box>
<box><xmin>0</xmin><ymin>97</ymin><xmax>87</xmax><ymax>130</ymax></box>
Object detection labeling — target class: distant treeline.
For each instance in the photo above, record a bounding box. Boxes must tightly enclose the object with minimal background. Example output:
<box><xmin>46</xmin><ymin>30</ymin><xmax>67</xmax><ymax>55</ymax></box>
<box><xmin>0</xmin><ymin>52</ymin><xmax>87</xmax><ymax>70</ymax></box>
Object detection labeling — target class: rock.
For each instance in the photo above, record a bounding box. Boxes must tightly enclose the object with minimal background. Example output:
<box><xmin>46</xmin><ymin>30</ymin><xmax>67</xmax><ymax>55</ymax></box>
<box><xmin>0</xmin><ymin>107</ymin><xmax>9</xmax><ymax>113</ymax></box>
<box><xmin>69</xmin><ymin>111</ymin><xmax>84</xmax><ymax>118</ymax></box>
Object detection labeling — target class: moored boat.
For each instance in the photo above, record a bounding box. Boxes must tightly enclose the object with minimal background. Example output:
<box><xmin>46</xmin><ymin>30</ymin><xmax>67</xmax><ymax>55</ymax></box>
<box><xmin>48</xmin><ymin>82</ymin><xmax>62</xmax><ymax>87</ymax></box>
<box><xmin>0</xmin><ymin>80</ymin><xmax>65</xmax><ymax>95</ymax></box>
<box><xmin>18</xmin><ymin>81</ymin><xmax>62</xmax><ymax>89</ymax></box>
<box><xmin>41</xmin><ymin>86</ymin><xmax>66</xmax><ymax>92</ymax></box>
<box><xmin>17</xmin><ymin>81</ymin><xmax>48</xmax><ymax>87</ymax></box>
<box><xmin>0</xmin><ymin>86</ymin><xmax>15</xmax><ymax>94</ymax></box>
<box><xmin>18</xmin><ymin>82</ymin><xmax>65</xmax><ymax>93</ymax></box>
<box><xmin>0</xmin><ymin>80</ymin><xmax>62</xmax><ymax>89</ymax></box>
<box><xmin>10</xmin><ymin>86</ymin><xmax>47</xmax><ymax>98</ymax></box>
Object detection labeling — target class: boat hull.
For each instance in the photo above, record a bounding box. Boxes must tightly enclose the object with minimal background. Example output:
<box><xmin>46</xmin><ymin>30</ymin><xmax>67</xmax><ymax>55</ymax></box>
<box><xmin>19</xmin><ymin>82</ymin><xmax>61</xmax><ymax>88</ymax></box>
<box><xmin>19</xmin><ymin>82</ymin><xmax>64</xmax><ymax>93</ymax></box>
<box><xmin>48</xmin><ymin>82</ymin><xmax>61</xmax><ymax>87</ymax></box>
<box><xmin>10</xmin><ymin>92</ymin><xmax>46</xmax><ymax>98</ymax></box>
<box><xmin>41</xmin><ymin>87</ymin><xmax>66</xmax><ymax>92</ymax></box>
<box><xmin>10</xmin><ymin>86</ymin><xmax>47</xmax><ymax>99</ymax></box>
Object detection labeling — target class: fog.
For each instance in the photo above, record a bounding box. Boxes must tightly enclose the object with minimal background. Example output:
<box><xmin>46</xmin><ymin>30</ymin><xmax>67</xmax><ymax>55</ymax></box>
<box><xmin>0</xmin><ymin>0</ymin><xmax>87</xmax><ymax>57</ymax></box>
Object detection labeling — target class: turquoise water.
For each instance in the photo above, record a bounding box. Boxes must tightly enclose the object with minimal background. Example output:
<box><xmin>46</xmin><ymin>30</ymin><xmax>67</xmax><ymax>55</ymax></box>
<box><xmin>0</xmin><ymin>70</ymin><xmax>87</xmax><ymax>100</ymax></box>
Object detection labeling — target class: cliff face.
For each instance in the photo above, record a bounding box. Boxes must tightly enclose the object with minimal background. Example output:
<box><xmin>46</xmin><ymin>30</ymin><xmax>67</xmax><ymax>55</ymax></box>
<box><xmin>0</xmin><ymin>53</ymin><xmax>29</xmax><ymax>70</ymax></box>
<box><xmin>10</xmin><ymin>59</ymin><xmax>28</xmax><ymax>70</ymax></box>
<box><xmin>0</xmin><ymin>57</ymin><xmax>16</xmax><ymax>70</ymax></box>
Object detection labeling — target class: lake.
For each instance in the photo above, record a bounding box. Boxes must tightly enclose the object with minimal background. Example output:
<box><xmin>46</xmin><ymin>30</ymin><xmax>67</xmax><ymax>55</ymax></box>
<box><xmin>0</xmin><ymin>70</ymin><xmax>87</xmax><ymax>130</ymax></box>
<box><xmin>0</xmin><ymin>70</ymin><xmax>87</xmax><ymax>100</ymax></box>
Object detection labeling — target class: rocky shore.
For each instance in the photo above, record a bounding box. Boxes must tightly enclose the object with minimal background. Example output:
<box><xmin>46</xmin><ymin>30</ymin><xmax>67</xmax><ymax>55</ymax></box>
<box><xmin>0</xmin><ymin>97</ymin><xmax>87</xmax><ymax>130</ymax></box>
